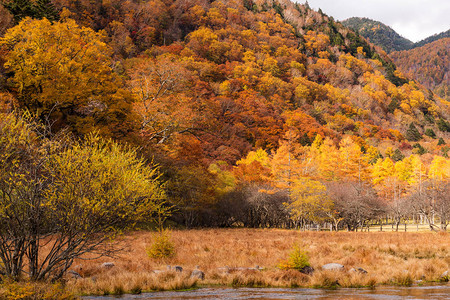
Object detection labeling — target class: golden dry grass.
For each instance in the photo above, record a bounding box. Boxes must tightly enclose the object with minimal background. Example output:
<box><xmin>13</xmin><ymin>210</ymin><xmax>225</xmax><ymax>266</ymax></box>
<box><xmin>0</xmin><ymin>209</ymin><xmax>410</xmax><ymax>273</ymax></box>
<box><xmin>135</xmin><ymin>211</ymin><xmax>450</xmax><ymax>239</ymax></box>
<box><xmin>65</xmin><ymin>229</ymin><xmax>450</xmax><ymax>295</ymax></box>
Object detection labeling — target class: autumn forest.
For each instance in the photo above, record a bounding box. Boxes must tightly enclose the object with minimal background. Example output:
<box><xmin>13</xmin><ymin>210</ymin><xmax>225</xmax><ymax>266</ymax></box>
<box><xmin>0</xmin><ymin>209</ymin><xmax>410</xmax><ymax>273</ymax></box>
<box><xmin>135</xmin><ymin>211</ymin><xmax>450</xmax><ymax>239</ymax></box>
<box><xmin>0</xmin><ymin>0</ymin><xmax>450</xmax><ymax>292</ymax></box>
<box><xmin>1</xmin><ymin>0</ymin><xmax>449</xmax><ymax>229</ymax></box>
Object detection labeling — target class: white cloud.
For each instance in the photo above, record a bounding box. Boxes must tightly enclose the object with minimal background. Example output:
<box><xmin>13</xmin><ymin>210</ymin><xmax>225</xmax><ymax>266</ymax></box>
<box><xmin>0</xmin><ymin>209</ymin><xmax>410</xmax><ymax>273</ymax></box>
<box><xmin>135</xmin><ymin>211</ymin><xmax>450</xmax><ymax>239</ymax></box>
<box><xmin>303</xmin><ymin>0</ymin><xmax>450</xmax><ymax>42</ymax></box>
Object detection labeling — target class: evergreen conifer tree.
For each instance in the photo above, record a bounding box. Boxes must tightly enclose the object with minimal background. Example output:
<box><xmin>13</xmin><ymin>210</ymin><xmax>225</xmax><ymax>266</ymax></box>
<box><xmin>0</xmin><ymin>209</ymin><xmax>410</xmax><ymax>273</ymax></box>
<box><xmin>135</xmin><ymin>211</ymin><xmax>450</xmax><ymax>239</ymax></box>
<box><xmin>2</xmin><ymin>0</ymin><xmax>59</xmax><ymax>23</ymax></box>
<box><xmin>304</xmin><ymin>0</ymin><xmax>310</xmax><ymax>10</ymax></box>
<box><xmin>391</xmin><ymin>149</ymin><xmax>404</xmax><ymax>162</ymax></box>
<box><xmin>412</xmin><ymin>143</ymin><xmax>427</xmax><ymax>155</ymax></box>
<box><xmin>424</xmin><ymin>128</ymin><xmax>436</xmax><ymax>139</ymax></box>
<box><xmin>2</xmin><ymin>0</ymin><xmax>36</xmax><ymax>24</ymax></box>
<box><xmin>437</xmin><ymin>118</ymin><xmax>450</xmax><ymax>132</ymax></box>
<box><xmin>405</xmin><ymin>122</ymin><xmax>422</xmax><ymax>141</ymax></box>
<box><xmin>34</xmin><ymin>0</ymin><xmax>59</xmax><ymax>21</ymax></box>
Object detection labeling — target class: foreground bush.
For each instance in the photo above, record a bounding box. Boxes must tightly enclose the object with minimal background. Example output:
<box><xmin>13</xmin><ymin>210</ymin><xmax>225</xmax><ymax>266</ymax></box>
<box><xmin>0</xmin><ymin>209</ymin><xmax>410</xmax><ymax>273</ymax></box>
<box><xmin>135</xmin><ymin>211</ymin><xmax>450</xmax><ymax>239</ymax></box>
<box><xmin>278</xmin><ymin>244</ymin><xmax>310</xmax><ymax>271</ymax></box>
<box><xmin>147</xmin><ymin>230</ymin><xmax>176</xmax><ymax>259</ymax></box>
<box><xmin>0</xmin><ymin>278</ymin><xmax>75</xmax><ymax>300</ymax></box>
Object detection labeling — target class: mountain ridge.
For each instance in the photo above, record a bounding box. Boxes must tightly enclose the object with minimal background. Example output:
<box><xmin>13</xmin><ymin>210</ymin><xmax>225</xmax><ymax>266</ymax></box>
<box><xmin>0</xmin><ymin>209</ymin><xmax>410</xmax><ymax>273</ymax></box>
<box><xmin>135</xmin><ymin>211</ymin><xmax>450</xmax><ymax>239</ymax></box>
<box><xmin>342</xmin><ymin>17</ymin><xmax>449</xmax><ymax>53</ymax></box>
<box><xmin>341</xmin><ymin>17</ymin><xmax>413</xmax><ymax>53</ymax></box>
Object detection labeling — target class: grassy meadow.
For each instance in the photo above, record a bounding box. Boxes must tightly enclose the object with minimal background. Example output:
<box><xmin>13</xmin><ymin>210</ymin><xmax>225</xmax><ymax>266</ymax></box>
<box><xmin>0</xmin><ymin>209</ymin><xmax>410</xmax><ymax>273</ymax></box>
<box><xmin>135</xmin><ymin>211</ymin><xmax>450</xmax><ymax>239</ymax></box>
<box><xmin>62</xmin><ymin>229</ymin><xmax>450</xmax><ymax>296</ymax></box>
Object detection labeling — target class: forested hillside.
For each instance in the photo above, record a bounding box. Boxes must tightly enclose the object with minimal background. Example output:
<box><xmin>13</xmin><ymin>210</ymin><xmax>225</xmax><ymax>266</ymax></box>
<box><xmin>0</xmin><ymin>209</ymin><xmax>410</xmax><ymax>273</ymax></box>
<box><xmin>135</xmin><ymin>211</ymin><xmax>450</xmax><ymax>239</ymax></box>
<box><xmin>341</xmin><ymin>17</ymin><xmax>449</xmax><ymax>102</ymax></box>
<box><xmin>391</xmin><ymin>38</ymin><xmax>450</xmax><ymax>101</ymax></box>
<box><xmin>0</xmin><ymin>0</ymin><xmax>449</xmax><ymax>229</ymax></box>
<box><xmin>341</xmin><ymin>17</ymin><xmax>413</xmax><ymax>53</ymax></box>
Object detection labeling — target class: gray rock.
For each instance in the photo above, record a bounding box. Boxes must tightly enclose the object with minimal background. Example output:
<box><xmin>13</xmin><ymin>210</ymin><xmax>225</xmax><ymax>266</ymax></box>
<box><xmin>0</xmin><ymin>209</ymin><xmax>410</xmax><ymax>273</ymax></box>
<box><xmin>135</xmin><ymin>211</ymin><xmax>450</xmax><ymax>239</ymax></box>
<box><xmin>190</xmin><ymin>269</ymin><xmax>205</xmax><ymax>280</ymax></box>
<box><xmin>167</xmin><ymin>265</ymin><xmax>183</xmax><ymax>272</ymax></box>
<box><xmin>153</xmin><ymin>270</ymin><xmax>164</xmax><ymax>274</ymax></box>
<box><xmin>101</xmin><ymin>262</ymin><xmax>115</xmax><ymax>269</ymax></box>
<box><xmin>235</xmin><ymin>267</ymin><xmax>246</xmax><ymax>271</ymax></box>
<box><xmin>300</xmin><ymin>266</ymin><xmax>314</xmax><ymax>275</ymax></box>
<box><xmin>322</xmin><ymin>263</ymin><xmax>344</xmax><ymax>271</ymax></box>
<box><xmin>440</xmin><ymin>270</ymin><xmax>448</xmax><ymax>280</ymax></box>
<box><xmin>174</xmin><ymin>266</ymin><xmax>183</xmax><ymax>273</ymax></box>
<box><xmin>217</xmin><ymin>267</ymin><xmax>230</xmax><ymax>273</ymax></box>
<box><xmin>349</xmin><ymin>267</ymin><xmax>367</xmax><ymax>274</ymax></box>
<box><xmin>72</xmin><ymin>264</ymin><xmax>83</xmax><ymax>271</ymax></box>
<box><xmin>68</xmin><ymin>270</ymin><xmax>82</xmax><ymax>279</ymax></box>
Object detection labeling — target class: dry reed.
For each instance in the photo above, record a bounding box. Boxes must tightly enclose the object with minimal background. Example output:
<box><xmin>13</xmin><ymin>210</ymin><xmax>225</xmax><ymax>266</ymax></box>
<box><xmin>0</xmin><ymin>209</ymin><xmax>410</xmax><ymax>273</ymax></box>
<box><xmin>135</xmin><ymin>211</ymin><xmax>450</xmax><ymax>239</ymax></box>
<box><xmin>62</xmin><ymin>229</ymin><xmax>449</xmax><ymax>295</ymax></box>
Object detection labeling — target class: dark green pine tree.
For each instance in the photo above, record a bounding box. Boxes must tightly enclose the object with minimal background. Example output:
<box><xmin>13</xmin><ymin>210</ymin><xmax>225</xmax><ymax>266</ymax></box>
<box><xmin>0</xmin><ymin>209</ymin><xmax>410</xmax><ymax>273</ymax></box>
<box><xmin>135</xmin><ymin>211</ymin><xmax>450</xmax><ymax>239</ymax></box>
<box><xmin>405</xmin><ymin>122</ymin><xmax>422</xmax><ymax>142</ymax></box>
<box><xmin>413</xmin><ymin>143</ymin><xmax>427</xmax><ymax>155</ymax></box>
<box><xmin>304</xmin><ymin>0</ymin><xmax>310</xmax><ymax>10</ymax></box>
<box><xmin>424</xmin><ymin>128</ymin><xmax>436</xmax><ymax>139</ymax></box>
<box><xmin>391</xmin><ymin>149</ymin><xmax>405</xmax><ymax>162</ymax></box>
<box><xmin>34</xmin><ymin>0</ymin><xmax>59</xmax><ymax>21</ymax></box>
<box><xmin>437</xmin><ymin>118</ymin><xmax>450</xmax><ymax>132</ymax></box>
<box><xmin>2</xmin><ymin>0</ymin><xmax>36</xmax><ymax>24</ymax></box>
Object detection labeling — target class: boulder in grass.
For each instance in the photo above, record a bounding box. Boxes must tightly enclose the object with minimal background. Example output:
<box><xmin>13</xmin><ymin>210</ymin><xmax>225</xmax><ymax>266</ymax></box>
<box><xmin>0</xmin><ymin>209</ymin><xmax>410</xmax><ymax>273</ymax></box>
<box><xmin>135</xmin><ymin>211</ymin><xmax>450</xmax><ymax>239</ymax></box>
<box><xmin>300</xmin><ymin>266</ymin><xmax>315</xmax><ymax>275</ymax></box>
<box><xmin>167</xmin><ymin>265</ymin><xmax>183</xmax><ymax>272</ymax></box>
<box><xmin>101</xmin><ymin>262</ymin><xmax>115</xmax><ymax>269</ymax></box>
<box><xmin>190</xmin><ymin>269</ymin><xmax>205</xmax><ymax>280</ymax></box>
<box><xmin>174</xmin><ymin>266</ymin><xmax>183</xmax><ymax>273</ymax></box>
<box><xmin>218</xmin><ymin>267</ymin><xmax>230</xmax><ymax>273</ymax></box>
<box><xmin>349</xmin><ymin>267</ymin><xmax>367</xmax><ymax>274</ymax></box>
<box><xmin>68</xmin><ymin>270</ymin><xmax>82</xmax><ymax>279</ymax></box>
<box><xmin>322</xmin><ymin>263</ymin><xmax>344</xmax><ymax>271</ymax></box>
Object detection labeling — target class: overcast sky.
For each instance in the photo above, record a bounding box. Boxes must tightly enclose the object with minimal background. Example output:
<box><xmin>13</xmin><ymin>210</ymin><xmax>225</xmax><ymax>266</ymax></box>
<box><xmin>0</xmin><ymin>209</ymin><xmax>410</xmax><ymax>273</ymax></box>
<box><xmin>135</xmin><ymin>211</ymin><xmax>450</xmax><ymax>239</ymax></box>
<box><xmin>303</xmin><ymin>0</ymin><xmax>450</xmax><ymax>42</ymax></box>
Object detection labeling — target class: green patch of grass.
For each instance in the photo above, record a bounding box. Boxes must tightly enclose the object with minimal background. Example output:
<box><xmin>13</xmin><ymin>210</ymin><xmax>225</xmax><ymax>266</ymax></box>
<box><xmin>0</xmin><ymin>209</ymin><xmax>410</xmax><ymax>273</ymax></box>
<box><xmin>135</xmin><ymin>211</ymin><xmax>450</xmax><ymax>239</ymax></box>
<box><xmin>391</xmin><ymin>273</ymin><xmax>413</xmax><ymax>286</ymax></box>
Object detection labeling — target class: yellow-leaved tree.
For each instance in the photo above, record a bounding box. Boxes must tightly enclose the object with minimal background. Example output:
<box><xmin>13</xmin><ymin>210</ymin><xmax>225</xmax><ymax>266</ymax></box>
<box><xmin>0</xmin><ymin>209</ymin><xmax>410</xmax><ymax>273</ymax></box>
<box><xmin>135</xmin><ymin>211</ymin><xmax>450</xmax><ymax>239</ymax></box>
<box><xmin>428</xmin><ymin>156</ymin><xmax>450</xmax><ymax>230</ymax></box>
<box><xmin>409</xmin><ymin>156</ymin><xmax>450</xmax><ymax>231</ymax></box>
<box><xmin>0</xmin><ymin>17</ymin><xmax>137</xmax><ymax>137</ymax></box>
<box><xmin>338</xmin><ymin>136</ymin><xmax>370</xmax><ymax>183</ymax></box>
<box><xmin>287</xmin><ymin>177</ymin><xmax>333</xmax><ymax>229</ymax></box>
<box><xmin>0</xmin><ymin>113</ymin><xmax>167</xmax><ymax>281</ymax></box>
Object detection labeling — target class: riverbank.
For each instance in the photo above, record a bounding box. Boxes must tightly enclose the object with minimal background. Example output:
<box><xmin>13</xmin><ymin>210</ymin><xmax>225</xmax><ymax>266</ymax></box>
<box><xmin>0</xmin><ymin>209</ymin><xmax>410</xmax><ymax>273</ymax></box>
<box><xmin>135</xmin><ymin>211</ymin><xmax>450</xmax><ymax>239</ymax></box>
<box><xmin>61</xmin><ymin>229</ymin><xmax>449</xmax><ymax>296</ymax></box>
<box><xmin>81</xmin><ymin>286</ymin><xmax>450</xmax><ymax>300</ymax></box>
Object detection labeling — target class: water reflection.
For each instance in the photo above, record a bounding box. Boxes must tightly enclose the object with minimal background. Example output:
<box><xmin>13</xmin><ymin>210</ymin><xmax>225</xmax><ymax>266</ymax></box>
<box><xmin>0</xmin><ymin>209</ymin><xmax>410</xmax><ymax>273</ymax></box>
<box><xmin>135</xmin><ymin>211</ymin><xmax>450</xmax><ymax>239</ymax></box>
<box><xmin>83</xmin><ymin>285</ymin><xmax>450</xmax><ymax>300</ymax></box>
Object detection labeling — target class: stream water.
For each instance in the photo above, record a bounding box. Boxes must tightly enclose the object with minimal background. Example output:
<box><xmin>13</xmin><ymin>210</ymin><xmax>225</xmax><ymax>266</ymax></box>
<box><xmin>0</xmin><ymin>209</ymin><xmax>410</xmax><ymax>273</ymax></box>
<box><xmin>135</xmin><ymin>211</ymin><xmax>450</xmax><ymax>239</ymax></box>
<box><xmin>83</xmin><ymin>285</ymin><xmax>450</xmax><ymax>299</ymax></box>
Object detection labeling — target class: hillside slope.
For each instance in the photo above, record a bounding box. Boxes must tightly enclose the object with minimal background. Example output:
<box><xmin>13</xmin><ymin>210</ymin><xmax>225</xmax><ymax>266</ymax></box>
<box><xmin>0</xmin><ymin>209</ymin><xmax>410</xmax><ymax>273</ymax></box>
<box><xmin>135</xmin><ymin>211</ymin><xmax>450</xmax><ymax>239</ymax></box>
<box><xmin>1</xmin><ymin>0</ymin><xmax>448</xmax><ymax>157</ymax></box>
<box><xmin>342</xmin><ymin>17</ymin><xmax>450</xmax><ymax>101</ymax></box>
<box><xmin>391</xmin><ymin>38</ymin><xmax>450</xmax><ymax>101</ymax></box>
<box><xmin>1</xmin><ymin>0</ymin><xmax>449</xmax><ymax>227</ymax></box>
